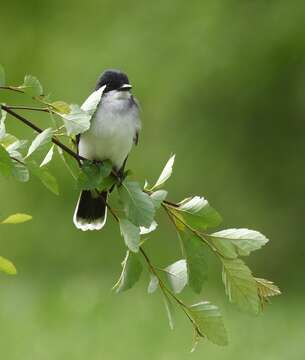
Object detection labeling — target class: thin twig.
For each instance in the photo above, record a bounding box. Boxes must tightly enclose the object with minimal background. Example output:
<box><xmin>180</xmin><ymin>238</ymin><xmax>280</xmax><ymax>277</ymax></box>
<box><xmin>5</xmin><ymin>105</ymin><xmax>50</xmax><ymax>113</ymax></box>
<box><xmin>1</xmin><ymin>105</ymin><xmax>84</xmax><ymax>165</ymax></box>
<box><xmin>163</xmin><ymin>200</ymin><xmax>179</xmax><ymax>208</ymax></box>
<box><xmin>0</xmin><ymin>86</ymin><xmax>24</xmax><ymax>94</ymax></box>
<box><xmin>10</xmin><ymin>156</ymin><xmax>25</xmax><ymax>165</ymax></box>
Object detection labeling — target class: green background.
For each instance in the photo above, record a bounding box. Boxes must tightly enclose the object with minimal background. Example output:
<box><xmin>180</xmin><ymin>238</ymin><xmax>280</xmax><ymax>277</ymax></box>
<box><xmin>0</xmin><ymin>0</ymin><xmax>304</xmax><ymax>358</ymax></box>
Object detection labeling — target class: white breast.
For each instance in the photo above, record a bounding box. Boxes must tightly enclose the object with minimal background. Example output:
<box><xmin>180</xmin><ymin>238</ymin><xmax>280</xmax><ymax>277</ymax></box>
<box><xmin>78</xmin><ymin>90</ymin><xmax>141</xmax><ymax>170</ymax></box>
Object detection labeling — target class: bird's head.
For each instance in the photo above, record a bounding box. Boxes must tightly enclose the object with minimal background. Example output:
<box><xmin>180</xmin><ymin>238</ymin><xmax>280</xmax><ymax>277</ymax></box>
<box><xmin>95</xmin><ymin>69</ymin><xmax>132</xmax><ymax>94</ymax></box>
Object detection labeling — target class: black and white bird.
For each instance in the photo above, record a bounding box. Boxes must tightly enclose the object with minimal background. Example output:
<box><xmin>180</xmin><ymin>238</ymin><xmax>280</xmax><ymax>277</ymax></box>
<box><xmin>73</xmin><ymin>69</ymin><xmax>141</xmax><ymax>231</ymax></box>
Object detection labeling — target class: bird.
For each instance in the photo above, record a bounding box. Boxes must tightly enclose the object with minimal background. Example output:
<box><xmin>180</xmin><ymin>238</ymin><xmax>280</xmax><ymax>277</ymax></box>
<box><xmin>73</xmin><ymin>69</ymin><xmax>141</xmax><ymax>231</ymax></box>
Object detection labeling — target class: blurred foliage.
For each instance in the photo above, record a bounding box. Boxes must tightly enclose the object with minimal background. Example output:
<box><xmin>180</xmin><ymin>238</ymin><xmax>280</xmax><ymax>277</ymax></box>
<box><xmin>0</xmin><ymin>0</ymin><xmax>305</xmax><ymax>358</ymax></box>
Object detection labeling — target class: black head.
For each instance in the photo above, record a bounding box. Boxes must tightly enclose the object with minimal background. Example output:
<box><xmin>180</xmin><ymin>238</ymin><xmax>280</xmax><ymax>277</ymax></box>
<box><xmin>95</xmin><ymin>69</ymin><xmax>131</xmax><ymax>93</ymax></box>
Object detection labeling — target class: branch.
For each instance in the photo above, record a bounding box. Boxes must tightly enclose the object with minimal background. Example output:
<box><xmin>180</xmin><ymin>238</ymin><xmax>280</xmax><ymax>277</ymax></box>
<box><xmin>0</xmin><ymin>86</ymin><xmax>24</xmax><ymax>94</ymax></box>
<box><xmin>1</xmin><ymin>105</ymin><xmax>84</xmax><ymax>165</ymax></box>
<box><xmin>1</xmin><ymin>105</ymin><xmax>122</xmax><ymax>180</ymax></box>
<box><xmin>4</xmin><ymin>105</ymin><xmax>50</xmax><ymax>113</ymax></box>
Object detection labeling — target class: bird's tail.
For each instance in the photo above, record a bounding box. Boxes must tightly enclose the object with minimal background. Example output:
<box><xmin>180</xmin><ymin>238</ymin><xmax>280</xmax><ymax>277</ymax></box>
<box><xmin>73</xmin><ymin>190</ymin><xmax>108</xmax><ymax>231</ymax></box>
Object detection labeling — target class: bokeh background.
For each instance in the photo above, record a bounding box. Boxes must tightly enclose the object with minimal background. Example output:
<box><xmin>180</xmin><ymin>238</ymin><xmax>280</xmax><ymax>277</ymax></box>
<box><xmin>1</xmin><ymin>0</ymin><xmax>305</xmax><ymax>358</ymax></box>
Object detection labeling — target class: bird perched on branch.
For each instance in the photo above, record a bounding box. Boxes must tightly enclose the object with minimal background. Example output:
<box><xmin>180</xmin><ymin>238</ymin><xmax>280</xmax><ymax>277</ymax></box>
<box><xmin>73</xmin><ymin>69</ymin><xmax>141</xmax><ymax>231</ymax></box>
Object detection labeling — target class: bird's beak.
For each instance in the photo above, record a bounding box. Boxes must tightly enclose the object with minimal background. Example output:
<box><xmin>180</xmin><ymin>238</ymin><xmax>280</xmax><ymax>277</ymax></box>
<box><xmin>119</xmin><ymin>84</ymin><xmax>132</xmax><ymax>91</ymax></box>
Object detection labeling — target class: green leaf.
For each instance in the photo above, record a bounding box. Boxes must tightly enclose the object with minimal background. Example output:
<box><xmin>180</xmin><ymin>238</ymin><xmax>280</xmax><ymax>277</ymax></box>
<box><xmin>98</xmin><ymin>174</ymin><xmax>117</xmax><ymax>192</ymax></box>
<box><xmin>27</xmin><ymin>161</ymin><xmax>59</xmax><ymax>195</ymax></box>
<box><xmin>207</xmin><ymin>235</ymin><xmax>237</xmax><ymax>259</ymax></box>
<box><xmin>77</xmin><ymin>160</ymin><xmax>112</xmax><ymax>190</ymax></box>
<box><xmin>40</xmin><ymin>145</ymin><xmax>54</xmax><ymax>167</ymax></box>
<box><xmin>0</xmin><ymin>64</ymin><xmax>5</xmax><ymax>86</ymax></box>
<box><xmin>222</xmin><ymin>258</ymin><xmax>259</xmax><ymax>314</ymax></box>
<box><xmin>1</xmin><ymin>213</ymin><xmax>32</xmax><ymax>224</ymax></box>
<box><xmin>152</xmin><ymin>154</ymin><xmax>175</xmax><ymax>190</ymax></box>
<box><xmin>113</xmin><ymin>251</ymin><xmax>142</xmax><ymax>293</ymax></box>
<box><xmin>12</xmin><ymin>161</ymin><xmax>30</xmax><ymax>182</ymax></box>
<box><xmin>118</xmin><ymin>180</ymin><xmax>155</xmax><ymax>227</ymax></box>
<box><xmin>182</xmin><ymin>235</ymin><xmax>208</xmax><ymax>294</ymax></box>
<box><xmin>21</xmin><ymin>75</ymin><xmax>43</xmax><ymax>97</ymax></box>
<box><xmin>81</xmin><ymin>85</ymin><xmax>105</xmax><ymax>115</ymax></box>
<box><xmin>0</xmin><ymin>256</ymin><xmax>17</xmax><ymax>275</ymax></box>
<box><xmin>161</xmin><ymin>292</ymin><xmax>175</xmax><ymax>330</ymax></box>
<box><xmin>170</xmin><ymin>209</ymin><xmax>186</xmax><ymax>232</ymax></box>
<box><xmin>59</xmin><ymin>104</ymin><xmax>91</xmax><ymax>136</ymax></box>
<box><xmin>51</xmin><ymin>101</ymin><xmax>70</xmax><ymax>114</ymax></box>
<box><xmin>26</xmin><ymin>128</ymin><xmax>53</xmax><ymax>158</ymax></box>
<box><xmin>189</xmin><ymin>301</ymin><xmax>228</xmax><ymax>346</ymax></box>
<box><xmin>209</xmin><ymin>229</ymin><xmax>269</xmax><ymax>258</ymax></box>
<box><xmin>0</xmin><ymin>145</ymin><xmax>13</xmax><ymax>177</ymax></box>
<box><xmin>0</xmin><ymin>106</ymin><xmax>7</xmax><ymax>140</ymax></box>
<box><xmin>147</xmin><ymin>273</ymin><xmax>159</xmax><ymax>294</ymax></box>
<box><xmin>177</xmin><ymin>196</ymin><xmax>222</xmax><ymax>230</ymax></box>
<box><xmin>165</xmin><ymin>259</ymin><xmax>188</xmax><ymax>294</ymax></box>
<box><xmin>119</xmin><ymin>218</ymin><xmax>140</xmax><ymax>253</ymax></box>
<box><xmin>150</xmin><ymin>190</ymin><xmax>168</xmax><ymax>209</ymax></box>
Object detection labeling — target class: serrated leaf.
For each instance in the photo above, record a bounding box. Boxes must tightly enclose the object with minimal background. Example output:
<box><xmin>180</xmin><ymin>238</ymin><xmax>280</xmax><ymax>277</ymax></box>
<box><xmin>222</xmin><ymin>258</ymin><xmax>259</xmax><ymax>314</ymax></box>
<box><xmin>150</xmin><ymin>190</ymin><xmax>168</xmax><ymax>209</ymax></box>
<box><xmin>165</xmin><ymin>259</ymin><xmax>188</xmax><ymax>294</ymax></box>
<box><xmin>12</xmin><ymin>161</ymin><xmax>30</xmax><ymax>182</ymax></box>
<box><xmin>60</xmin><ymin>104</ymin><xmax>91</xmax><ymax>136</ymax></box>
<box><xmin>0</xmin><ymin>106</ymin><xmax>7</xmax><ymax>140</ymax></box>
<box><xmin>27</xmin><ymin>161</ymin><xmax>59</xmax><ymax>195</ymax></box>
<box><xmin>40</xmin><ymin>145</ymin><xmax>54</xmax><ymax>167</ymax></box>
<box><xmin>183</xmin><ymin>235</ymin><xmax>208</xmax><ymax>294</ymax></box>
<box><xmin>162</xmin><ymin>292</ymin><xmax>174</xmax><ymax>330</ymax></box>
<box><xmin>119</xmin><ymin>218</ymin><xmax>140</xmax><ymax>253</ymax></box>
<box><xmin>189</xmin><ymin>301</ymin><xmax>228</xmax><ymax>346</ymax></box>
<box><xmin>0</xmin><ymin>145</ymin><xmax>13</xmax><ymax>177</ymax></box>
<box><xmin>81</xmin><ymin>85</ymin><xmax>105</xmax><ymax>115</ymax></box>
<box><xmin>113</xmin><ymin>251</ymin><xmax>142</xmax><ymax>293</ymax></box>
<box><xmin>51</xmin><ymin>101</ymin><xmax>70</xmax><ymax>114</ymax></box>
<box><xmin>255</xmin><ymin>277</ymin><xmax>281</xmax><ymax>307</ymax></box>
<box><xmin>147</xmin><ymin>273</ymin><xmax>159</xmax><ymax>294</ymax></box>
<box><xmin>177</xmin><ymin>196</ymin><xmax>222</xmax><ymax>230</ymax></box>
<box><xmin>0</xmin><ymin>256</ymin><xmax>17</xmax><ymax>275</ymax></box>
<box><xmin>77</xmin><ymin>160</ymin><xmax>112</xmax><ymax>190</ymax></box>
<box><xmin>2</xmin><ymin>213</ymin><xmax>32</xmax><ymax>224</ymax></box>
<box><xmin>119</xmin><ymin>180</ymin><xmax>155</xmax><ymax>227</ymax></box>
<box><xmin>26</xmin><ymin>128</ymin><xmax>53</xmax><ymax>158</ymax></box>
<box><xmin>152</xmin><ymin>154</ymin><xmax>175</xmax><ymax>189</ymax></box>
<box><xmin>140</xmin><ymin>220</ymin><xmax>158</xmax><ymax>235</ymax></box>
<box><xmin>0</xmin><ymin>64</ymin><xmax>5</xmax><ymax>86</ymax></box>
<box><xmin>21</xmin><ymin>75</ymin><xmax>43</xmax><ymax>97</ymax></box>
<box><xmin>210</xmin><ymin>229</ymin><xmax>269</xmax><ymax>257</ymax></box>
